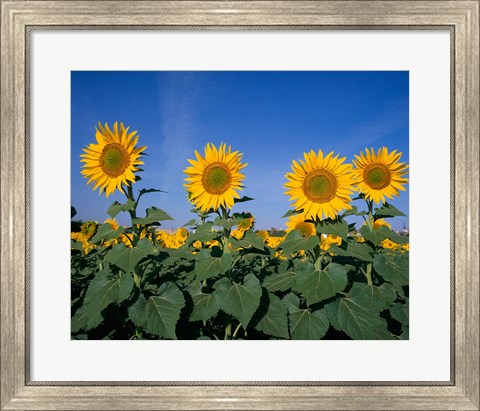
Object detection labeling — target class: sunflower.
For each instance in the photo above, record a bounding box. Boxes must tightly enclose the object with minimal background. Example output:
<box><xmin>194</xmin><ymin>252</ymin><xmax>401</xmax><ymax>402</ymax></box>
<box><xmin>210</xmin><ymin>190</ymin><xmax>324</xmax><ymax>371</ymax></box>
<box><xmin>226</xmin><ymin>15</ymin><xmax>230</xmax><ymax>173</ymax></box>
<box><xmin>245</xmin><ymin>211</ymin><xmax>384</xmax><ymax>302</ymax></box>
<box><xmin>237</xmin><ymin>216</ymin><xmax>254</xmax><ymax>231</ymax></box>
<box><xmin>104</xmin><ymin>218</ymin><xmax>119</xmax><ymax>230</ymax></box>
<box><xmin>352</xmin><ymin>147</ymin><xmax>408</xmax><ymax>204</ymax></box>
<box><xmin>285</xmin><ymin>150</ymin><xmax>356</xmax><ymax>220</ymax></box>
<box><xmin>320</xmin><ymin>234</ymin><xmax>342</xmax><ymax>251</ymax></box>
<box><xmin>380</xmin><ymin>238</ymin><xmax>399</xmax><ymax>250</ymax></box>
<box><xmin>80</xmin><ymin>122</ymin><xmax>147</xmax><ymax>198</ymax></box>
<box><xmin>184</xmin><ymin>143</ymin><xmax>247</xmax><ymax>212</ymax></box>
<box><xmin>285</xmin><ymin>214</ymin><xmax>316</xmax><ymax>238</ymax></box>
<box><xmin>362</xmin><ymin>218</ymin><xmax>392</xmax><ymax>230</ymax></box>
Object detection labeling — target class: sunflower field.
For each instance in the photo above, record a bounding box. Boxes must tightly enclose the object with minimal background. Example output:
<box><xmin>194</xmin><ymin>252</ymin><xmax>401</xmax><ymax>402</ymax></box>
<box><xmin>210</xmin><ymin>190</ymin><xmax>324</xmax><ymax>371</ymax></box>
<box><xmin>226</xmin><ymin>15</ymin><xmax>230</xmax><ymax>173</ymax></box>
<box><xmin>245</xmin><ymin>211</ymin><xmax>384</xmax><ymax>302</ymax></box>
<box><xmin>71</xmin><ymin>122</ymin><xmax>409</xmax><ymax>340</ymax></box>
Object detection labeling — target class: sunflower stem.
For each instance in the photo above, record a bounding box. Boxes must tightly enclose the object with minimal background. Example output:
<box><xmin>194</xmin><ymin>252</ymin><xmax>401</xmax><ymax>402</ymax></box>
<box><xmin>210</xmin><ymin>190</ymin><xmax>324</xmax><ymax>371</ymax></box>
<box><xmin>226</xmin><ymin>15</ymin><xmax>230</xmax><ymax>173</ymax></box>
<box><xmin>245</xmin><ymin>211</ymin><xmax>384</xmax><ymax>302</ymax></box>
<box><xmin>367</xmin><ymin>200</ymin><xmax>374</xmax><ymax>230</ymax></box>
<box><xmin>232</xmin><ymin>323</ymin><xmax>242</xmax><ymax>339</ymax></box>
<box><xmin>365</xmin><ymin>263</ymin><xmax>373</xmax><ymax>286</ymax></box>
<box><xmin>126</xmin><ymin>185</ymin><xmax>139</xmax><ymax>247</ymax></box>
<box><xmin>224</xmin><ymin>320</ymin><xmax>232</xmax><ymax>340</ymax></box>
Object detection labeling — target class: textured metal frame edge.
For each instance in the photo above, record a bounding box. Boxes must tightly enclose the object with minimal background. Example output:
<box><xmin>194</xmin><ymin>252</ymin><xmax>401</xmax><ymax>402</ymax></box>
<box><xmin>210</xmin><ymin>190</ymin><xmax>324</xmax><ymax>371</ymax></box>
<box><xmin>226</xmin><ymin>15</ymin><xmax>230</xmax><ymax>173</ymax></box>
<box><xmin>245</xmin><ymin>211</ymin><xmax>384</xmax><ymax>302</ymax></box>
<box><xmin>1</xmin><ymin>1</ymin><xmax>479</xmax><ymax>410</ymax></box>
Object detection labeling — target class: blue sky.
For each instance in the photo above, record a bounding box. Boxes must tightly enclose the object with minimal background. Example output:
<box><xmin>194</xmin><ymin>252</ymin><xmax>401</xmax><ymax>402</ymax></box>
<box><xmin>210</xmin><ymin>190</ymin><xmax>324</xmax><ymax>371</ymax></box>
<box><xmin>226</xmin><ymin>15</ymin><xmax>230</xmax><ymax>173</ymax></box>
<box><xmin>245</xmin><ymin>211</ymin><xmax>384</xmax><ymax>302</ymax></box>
<box><xmin>71</xmin><ymin>71</ymin><xmax>409</xmax><ymax>231</ymax></box>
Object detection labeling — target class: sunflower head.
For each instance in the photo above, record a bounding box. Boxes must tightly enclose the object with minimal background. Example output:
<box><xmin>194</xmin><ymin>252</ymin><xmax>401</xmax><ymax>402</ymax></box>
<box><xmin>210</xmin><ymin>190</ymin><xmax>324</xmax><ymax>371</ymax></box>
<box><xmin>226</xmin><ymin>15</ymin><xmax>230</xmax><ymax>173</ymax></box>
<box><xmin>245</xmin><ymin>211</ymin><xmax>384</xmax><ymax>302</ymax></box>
<box><xmin>380</xmin><ymin>238</ymin><xmax>399</xmax><ymax>250</ymax></box>
<box><xmin>80</xmin><ymin>122</ymin><xmax>147</xmax><ymax>198</ymax></box>
<box><xmin>80</xmin><ymin>221</ymin><xmax>97</xmax><ymax>239</ymax></box>
<box><xmin>352</xmin><ymin>147</ymin><xmax>408</xmax><ymax>204</ymax></box>
<box><xmin>284</xmin><ymin>150</ymin><xmax>356</xmax><ymax>220</ymax></box>
<box><xmin>104</xmin><ymin>218</ymin><xmax>119</xmax><ymax>231</ymax></box>
<box><xmin>237</xmin><ymin>216</ymin><xmax>254</xmax><ymax>231</ymax></box>
<box><xmin>184</xmin><ymin>143</ymin><xmax>247</xmax><ymax>212</ymax></box>
<box><xmin>373</xmin><ymin>218</ymin><xmax>392</xmax><ymax>230</ymax></box>
<box><xmin>285</xmin><ymin>214</ymin><xmax>316</xmax><ymax>238</ymax></box>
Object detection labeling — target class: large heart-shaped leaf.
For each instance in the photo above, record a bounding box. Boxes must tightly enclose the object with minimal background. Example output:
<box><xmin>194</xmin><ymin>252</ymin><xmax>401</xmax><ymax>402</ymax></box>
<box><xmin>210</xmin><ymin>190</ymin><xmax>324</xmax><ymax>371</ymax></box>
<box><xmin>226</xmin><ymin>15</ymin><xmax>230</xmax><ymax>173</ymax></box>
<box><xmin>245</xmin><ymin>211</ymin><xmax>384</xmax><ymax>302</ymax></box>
<box><xmin>263</xmin><ymin>270</ymin><xmax>296</xmax><ymax>292</ymax></box>
<box><xmin>190</xmin><ymin>292</ymin><xmax>220</xmax><ymax>322</ymax></box>
<box><xmin>373</xmin><ymin>254</ymin><xmax>409</xmax><ymax>286</ymax></box>
<box><xmin>327</xmin><ymin>297</ymin><xmax>385</xmax><ymax>340</ymax></box>
<box><xmin>107</xmin><ymin>199</ymin><xmax>135</xmax><ymax>218</ymax></box>
<box><xmin>195</xmin><ymin>252</ymin><xmax>233</xmax><ymax>281</ymax></box>
<box><xmin>72</xmin><ymin>271</ymin><xmax>133</xmax><ymax>332</ymax></box>
<box><xmin>133</xmin><ymin>207</ymin><xmax>174</xmax><ymax>225</ymax></box>
<box><xmin>254</xmin><ymin>293</ymin><xmax>289</xmax><ymax>339</ymax></box>
<box><xmin>300</xmin><ymin>263</ymin><xmax>348</xmax><ymax>306</ymax></box>
<box><xmin>216</xmin><ymin>274</ymin><xmax>262</xmax><ymax>327</ymax></box>
<box><xmin>281</xmin><ymin>230</ymin><xmax>318</xmax><ymax>254</ymax></box>
<box><xmin>90</xmin><ymin>223</ymin><xmax>124</xmax><ymax>244</ymax></box>
<box><xmin>144</xmin><ymin>282</ymin><xmax>185</xmax><ymax>339</ymax></box>
<box><xmin>106</xmin><ymin>238</ymin><xmax>154</xmax><ymax>273</ymax></box>
<box><xmin>289</xmin><ymin>309</ymin><xmax>329</xmax><ymax>340</ymax></box>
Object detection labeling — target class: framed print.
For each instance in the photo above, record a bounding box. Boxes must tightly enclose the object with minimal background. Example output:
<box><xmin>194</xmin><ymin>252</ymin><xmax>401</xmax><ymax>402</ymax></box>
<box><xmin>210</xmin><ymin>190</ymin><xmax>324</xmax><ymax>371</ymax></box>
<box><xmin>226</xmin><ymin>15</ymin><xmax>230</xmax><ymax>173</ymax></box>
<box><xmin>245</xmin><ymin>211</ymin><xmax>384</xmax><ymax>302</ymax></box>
<box><xmin>1</xmin><ymin>1</ymin><xmax>479</xmax><ymax>410</ymax></box>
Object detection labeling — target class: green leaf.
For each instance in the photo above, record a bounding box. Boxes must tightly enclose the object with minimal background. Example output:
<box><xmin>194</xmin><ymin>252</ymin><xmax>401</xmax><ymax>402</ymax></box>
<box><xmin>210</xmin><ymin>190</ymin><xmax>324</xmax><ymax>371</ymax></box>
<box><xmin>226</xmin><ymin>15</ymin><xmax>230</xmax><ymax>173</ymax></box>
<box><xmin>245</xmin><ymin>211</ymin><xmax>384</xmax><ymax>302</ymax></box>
<box><xmin>281</xmin><ymin>230</ymin><xmax>318</xmax><ymax>254</ymax></box>
<box><xmin>213</xmin><ymin>216</ymin><xmax>242</xmax><ymax>229</ymax></box>
<box><xmin>361</xmin><ymin>226</ymin><xmax>391</xmax><ymax>246</ymax></box>
<box><xmin>255</xmin><ymin>293</ymin><xmax>289</xmax><ymax>339</ymax></box>
<box><xmin>71</xmin><ymin>271</ymin><xmax>133</xmax><ymax>332</ymax></box>
<box><xmin>374</xmin><ymin>202</ymin><xmax>406</xmax><ymax>218</ymax></box>
<box><xmin>300</xmin><ymin>263</ymin><xmax>348</xmax><ymax>306</ymax></box>
<box><xmin>388</xmin><ymin>232</ymin><xmax>409</xmax><ymax>245</ymax></box>
<box><xmin>216</xmin><ymin>273</ymin><xmax>262</xmax><ymax>327</ymax></box>
<box><xmin>373</xmin><ymin>254</ymin><xmax>409</xmax><ymax>286</ymax></box>
<box><xmin>234</xmin><ymin>196</ymin><xmax>254</xmax><ymax>204</ymax></box>
<box><xmin>188</xmin><ymin>223</ymin><xmax>218</xmax><ymax>243</ymax></box>
<box><xmin>390</xmin><ymin>302</ymin><xmax>409</xmax><ymax>328</ymax></box>
<box><xmin>231</xmin><ymin>230</ymin><xmax>265</xmax><ymax>250</ymax></box>
<box><xmin>128</xmin><ymin>294</ymin><xmax>147</xmax><ymax>327</ymax></box>
<box><xmin>289</xmin><ymin>309</ymin><xmax>329</xmax><ymax>340</ymax></box>
<box><xmin>190</xmin><ymin>293</ymin><xmax>220</xmax><ymax>321</ymax></box>
<box><xmin>342</xmin><ymin>205</ymin><xmax>367</xmax><ymax>217</ymax></box>
<box><xmin>292</xmin><ymin>263</ymin><xmax>315</xmax><ymax>293</ymax></box>
<box><xmin>349</xmin><ymin>282</ymin><xmax>397</xmax><ymax>312</ymax></box>
<box><xmin>182</xmin><ymin>219</ymin><xmax>197</xmax><ymax>227</ymax></box>
<box><xmin>263</xmin><ymin>270</ymin><xmax>296</xmax><ymax>292</ymax></box>
<box><xmin>144</xmin><ymin>282</ymin><xmax>185</xmax><ymax>339</ymax></box>
<box><xmin>90</xmin><ymin>223</ymin><xmax>124</xmax><ymax>244</ymax></box>
<box><xmin>330</xmin><ymin>241</ymin><xmax>374</xmax><ymax>262</ymax></box>
<box><xmin>138</xmin><ymin>187</ymin><xmax>165</xmax><ymax>196</ymax></box>
<box><xmin>107</xmin><ymin>199</ymin><xmax>135</xmax><ymax>218</ymax></box>
<box><xmin>133</xmin><ymin>207</ymin><xmax>174</xmax><ymax>225</ymax></box>
<box><xmin>195</xmin><ymin>252</ymin><xmax>233</xmax><ymax>281</ymax></box>
<box><xmin>282</xmin><ymin>292</ymin><xmax>300</xmax><ymax>313</ymax></box>
<box><xmin>316</xmin><ymin>218</ymin><xmax>349</xmax><ymax>240</ymax></box>
<box><xmin>106</xmin><ymin>238</ymin><xmax>154</xmax><ymax>274</ymax></box>
<box><xmin>331</xmin><ymin>297</ymin><xmax>385</xmax><ymax>339</ymax></box>
<box><xmin>281</xmin><ymin>209</ymin><xmax>302</xmax><ymax>218</ymax></box>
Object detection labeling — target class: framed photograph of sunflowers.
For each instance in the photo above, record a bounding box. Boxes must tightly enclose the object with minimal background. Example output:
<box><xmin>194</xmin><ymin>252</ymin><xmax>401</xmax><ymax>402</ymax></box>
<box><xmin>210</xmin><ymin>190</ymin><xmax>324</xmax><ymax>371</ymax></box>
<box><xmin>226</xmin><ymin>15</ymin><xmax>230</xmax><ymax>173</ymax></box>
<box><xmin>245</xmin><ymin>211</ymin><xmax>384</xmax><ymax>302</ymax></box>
<box><xmin>71</xmin><ymin>71</ymin><xmax>410</xmax><ymax>341</ymax></box>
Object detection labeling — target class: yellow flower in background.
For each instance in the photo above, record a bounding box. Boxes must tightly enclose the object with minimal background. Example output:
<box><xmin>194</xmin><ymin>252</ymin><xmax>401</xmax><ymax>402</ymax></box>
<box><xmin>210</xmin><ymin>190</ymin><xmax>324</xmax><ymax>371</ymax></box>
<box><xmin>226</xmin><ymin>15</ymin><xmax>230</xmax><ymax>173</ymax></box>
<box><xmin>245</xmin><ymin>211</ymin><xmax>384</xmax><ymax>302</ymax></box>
<box><xmin>193</xmin><ymin>240</ymin><xmax>202</xmax><ymax>249</ymax></box>
<box><xmin>380</xmin><ymin>238</ymin><xmax>399</xmax><ymax>250</ymax></box>
<box><xmin>104</xmin><ymin>218</ymin><xmax>119</xmax><ymax>230</ymax></box>
<box><xmin>184</xmin><ymin>143</ymin><xmax>247</xmax><ymax>212</ymax></box>
<box><xmin>285</xmin><ymin>214</ymin><xmax>316</xmax><ymax>238</ymax></box>
<box><xmin>80</xmin><ymin>221</ymin><xmax>97</xmax><ymax>239</ymax></box>
<box><xmin>80</xmin><ymin>122</ymin><xmax>146</xmax><ymax>198</ymax></box>
<box><xmin>176</xmin><ymin>227</ymin><xmax>188</xmax><ymax>240</ymax></box>
<box><xmin>352</xmin><ymin>147</ymin><xmax>408</xmax><ymax>204</ymax></box>
<box><xmin>267</xmin><ymin>235</ymin><xmax>285</xmax><ymax>248</ymax></box>
<box><xmin>373</xmin><ymin>218</ymin><xmax>392</xmax><ymax>230</ymax></box>
<box><xmin>401</xmin><ymin>243</ymin><xmax>410</xmax><ymax>252</ymax></box>
<box><xmin>230</xmin><ymin>228</ymin><xmax>245</xmax><ymax>240</ymax></box>
<box><xmin>320</xmin><ymin>234</ymin><xmax>342</xmax><ymax>251</ymax></box>
<box><xmin>238</xmin><ymin>216</ymin><xmax>254</xmax><ymax>231</ymax></box>
<box><xmin>103</xmin><ymin>218</ymin><xmax>120</xmax><ymax>247</ymax></box>
<box><xmin>285</xmin><ymin>150</ymin><xmax>356</xmax><ymax>220</ymax></box>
